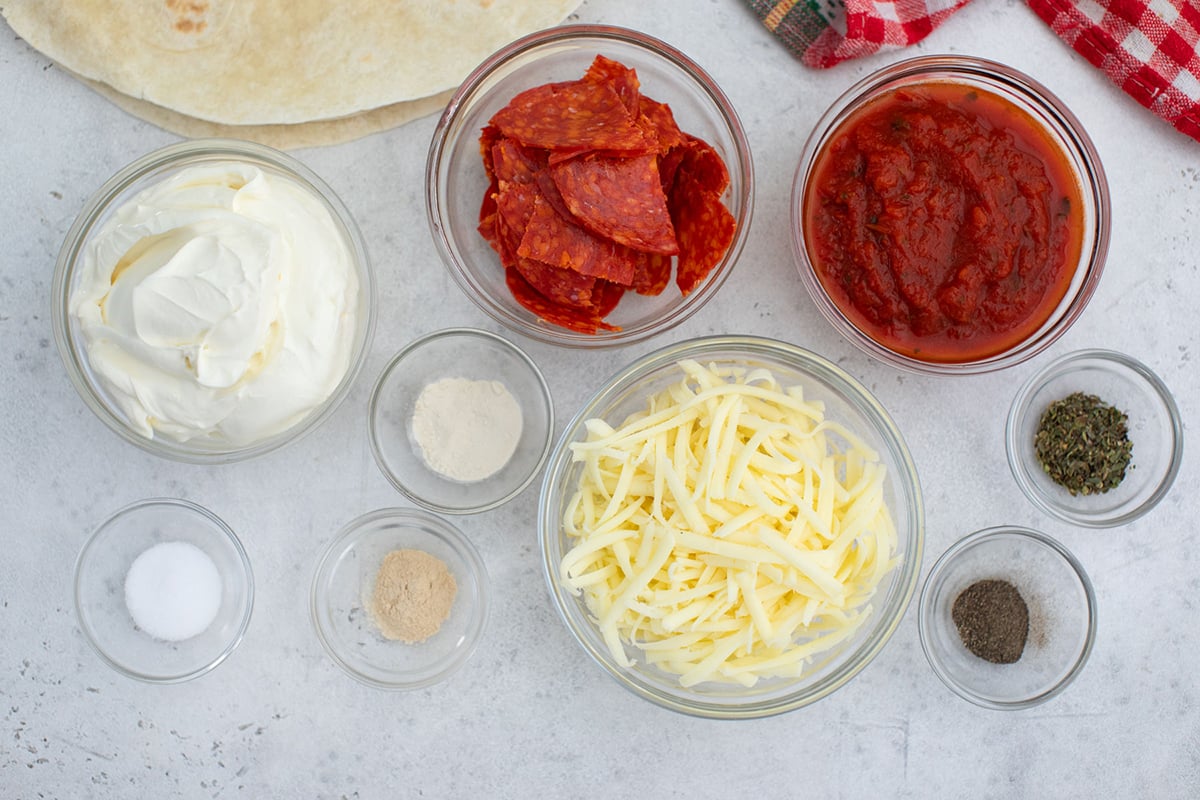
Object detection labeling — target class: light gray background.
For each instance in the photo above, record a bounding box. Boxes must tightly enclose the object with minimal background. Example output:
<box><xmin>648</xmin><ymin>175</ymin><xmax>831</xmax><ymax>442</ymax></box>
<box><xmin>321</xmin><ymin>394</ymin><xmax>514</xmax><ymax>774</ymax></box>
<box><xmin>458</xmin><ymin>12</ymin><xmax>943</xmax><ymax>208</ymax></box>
<box><xmin>2</xmin><ymin>1</ymin><xmax>1197</xmax><ymax>797</ymax></box>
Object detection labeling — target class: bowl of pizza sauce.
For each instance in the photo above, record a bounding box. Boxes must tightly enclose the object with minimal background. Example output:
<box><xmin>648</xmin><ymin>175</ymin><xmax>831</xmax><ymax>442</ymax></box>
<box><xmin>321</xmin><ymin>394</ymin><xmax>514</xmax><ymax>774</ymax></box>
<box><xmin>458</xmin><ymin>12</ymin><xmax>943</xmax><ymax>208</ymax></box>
<box><xmin>792</xmin><ymin>56</ymin><xmax>1109</xmax><ymax>374</ymax></box>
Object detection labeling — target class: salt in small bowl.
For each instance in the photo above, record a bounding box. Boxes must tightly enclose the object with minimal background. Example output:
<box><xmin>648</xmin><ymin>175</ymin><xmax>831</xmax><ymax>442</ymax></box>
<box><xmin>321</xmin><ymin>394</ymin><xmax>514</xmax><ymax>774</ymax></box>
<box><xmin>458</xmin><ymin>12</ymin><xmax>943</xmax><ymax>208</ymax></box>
<box><xmin>73</xmin><ymin>497</ymin><xmax>254</xmax><ymax>683</ymax></box>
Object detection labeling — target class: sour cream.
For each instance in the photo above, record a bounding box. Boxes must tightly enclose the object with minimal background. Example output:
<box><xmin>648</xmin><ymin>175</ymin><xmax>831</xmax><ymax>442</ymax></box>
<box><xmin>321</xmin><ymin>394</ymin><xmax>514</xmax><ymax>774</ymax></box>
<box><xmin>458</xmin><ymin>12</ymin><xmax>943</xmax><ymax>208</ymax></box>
<box><xmin>71</xmin><ymin>162</ymin><xmax>360</xmax><ymax>446</ymax></box>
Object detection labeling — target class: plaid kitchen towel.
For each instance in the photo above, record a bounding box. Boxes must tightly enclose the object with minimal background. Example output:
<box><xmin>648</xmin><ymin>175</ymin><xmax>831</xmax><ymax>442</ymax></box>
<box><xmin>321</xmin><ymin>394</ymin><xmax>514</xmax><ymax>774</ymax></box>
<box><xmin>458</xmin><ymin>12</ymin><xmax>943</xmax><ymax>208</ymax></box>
<box><xmin>744</xmin><ymin>0</ymin><xmax>1200</xmax><ymax>143</ymax></box>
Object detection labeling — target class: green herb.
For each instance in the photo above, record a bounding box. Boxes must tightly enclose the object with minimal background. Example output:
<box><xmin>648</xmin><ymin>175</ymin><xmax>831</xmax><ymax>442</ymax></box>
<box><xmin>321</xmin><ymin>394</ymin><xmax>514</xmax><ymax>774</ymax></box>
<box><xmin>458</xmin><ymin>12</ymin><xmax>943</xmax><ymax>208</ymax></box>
<box><xmin>1034</xmin><ymin>391</ymin><xmax>1133</xmax><ymax>496</ymax></box>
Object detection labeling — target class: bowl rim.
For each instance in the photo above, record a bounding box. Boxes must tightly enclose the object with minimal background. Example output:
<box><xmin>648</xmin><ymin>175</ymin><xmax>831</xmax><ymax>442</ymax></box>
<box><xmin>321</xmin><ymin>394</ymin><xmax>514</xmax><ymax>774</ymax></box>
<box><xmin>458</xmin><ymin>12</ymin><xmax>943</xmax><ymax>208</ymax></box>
<box><xmin>309</xmin><ymin>506</ymin><xmax>490</xmax><ymax>690</ymax></box>
<box><xmin>73</xmin><ymin>496</ymin><xmax>255</xmax><ymax>684</ymax></box>
<box><xmin>425</xmin><ymin>23</ymin><xmax>755</xmax><ymax>348</ymax></box>
<box><xmin>790</xmin><ymin>54</ymin><xmax>1111</xmax><ymax>375</ymax></box>
<box><xmin>917</xmin><ymin>524</ymin><xmax>1098</xmax><ymax>710</ymax></box>
<box><xmin>1005</xmin><ymin>348</ymin><xmax>1184</xmax><ymax>528</ymax></box>
<box><xmin>367</xmin><ymin>326</ymin><xmax>555</xmax><ymax>514</ymax></box>
<box><xmin>51</xmin><ymin>137</ymin><xmax>377</xmax><ymax>464</ymax></box>
<box><xmin>537</xmin><ymin>334</ymin><xmax>925</xmax><ymax>718</ymax></box>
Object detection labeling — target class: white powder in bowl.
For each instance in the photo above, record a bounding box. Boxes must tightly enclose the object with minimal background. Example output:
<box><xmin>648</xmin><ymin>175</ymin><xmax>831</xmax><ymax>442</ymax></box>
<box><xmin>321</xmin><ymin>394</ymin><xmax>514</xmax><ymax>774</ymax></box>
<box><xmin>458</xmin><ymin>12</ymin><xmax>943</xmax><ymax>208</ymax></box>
<box><xmin>124</xmin><ymin>541</ymin><xmax>223</xmax><ymax>641</ymax></box>
<box><xmin>410</xmin><ymin>377</ymin><xmax>523</xmax><ymax>482</ymax></box>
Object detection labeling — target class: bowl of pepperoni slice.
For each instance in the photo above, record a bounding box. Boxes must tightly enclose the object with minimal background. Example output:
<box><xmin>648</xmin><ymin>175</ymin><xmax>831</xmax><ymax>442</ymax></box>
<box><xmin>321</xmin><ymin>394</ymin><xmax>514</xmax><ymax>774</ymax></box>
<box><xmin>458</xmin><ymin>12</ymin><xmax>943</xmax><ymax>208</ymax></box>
<box><xmin>426</xmin><ymin>24</ymin><xmax>754</xmax><ymax>347</ymax></box>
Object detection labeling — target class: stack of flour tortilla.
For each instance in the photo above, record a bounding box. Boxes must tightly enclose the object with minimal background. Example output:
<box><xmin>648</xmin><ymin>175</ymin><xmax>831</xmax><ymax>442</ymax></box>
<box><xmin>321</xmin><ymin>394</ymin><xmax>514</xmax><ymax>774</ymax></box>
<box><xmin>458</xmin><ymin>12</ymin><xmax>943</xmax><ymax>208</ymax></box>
<box><xmin>2</xmin><ymin>0</ymin><xmax>581</xmax><ymax>148</ymax></box>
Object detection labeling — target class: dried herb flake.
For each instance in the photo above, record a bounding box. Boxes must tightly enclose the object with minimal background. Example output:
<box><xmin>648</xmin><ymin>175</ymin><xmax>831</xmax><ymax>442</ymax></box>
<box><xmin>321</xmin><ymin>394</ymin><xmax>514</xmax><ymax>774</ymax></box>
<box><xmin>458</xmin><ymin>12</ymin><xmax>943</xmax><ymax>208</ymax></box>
<box><xmin>1034</xmin><ymin>391</ymin><xmax>1133</xmax><ymax>496</ymax></box>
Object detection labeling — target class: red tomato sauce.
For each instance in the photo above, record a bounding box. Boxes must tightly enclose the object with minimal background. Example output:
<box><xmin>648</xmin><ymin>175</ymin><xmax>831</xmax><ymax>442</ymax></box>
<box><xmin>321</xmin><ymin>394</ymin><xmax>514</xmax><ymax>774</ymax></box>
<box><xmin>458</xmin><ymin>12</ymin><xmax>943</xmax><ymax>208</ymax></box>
<box><xmin>804</xmin><ymin>82</ymin><xmax>1085</xmax><ymax>363</ymax></box>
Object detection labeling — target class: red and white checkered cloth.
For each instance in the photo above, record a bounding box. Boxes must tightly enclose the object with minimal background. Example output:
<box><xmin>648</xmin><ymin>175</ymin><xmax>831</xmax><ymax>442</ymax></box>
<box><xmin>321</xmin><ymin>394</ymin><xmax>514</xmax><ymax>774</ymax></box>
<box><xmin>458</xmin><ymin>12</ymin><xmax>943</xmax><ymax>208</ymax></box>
<box><xmin>744</xmin><ymin>0</ymin><xmax>1200</xmax><ymax>143</ymax></box>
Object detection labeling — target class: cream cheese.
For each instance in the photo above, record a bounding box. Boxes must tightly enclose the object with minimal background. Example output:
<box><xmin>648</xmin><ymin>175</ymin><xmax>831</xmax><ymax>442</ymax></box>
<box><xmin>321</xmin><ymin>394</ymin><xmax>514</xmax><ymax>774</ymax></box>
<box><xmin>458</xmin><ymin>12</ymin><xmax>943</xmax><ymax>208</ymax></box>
<box><xmin>71</xmin><ymin>162</ymin><xmax>360</xmax><ymax>446</ymax></box>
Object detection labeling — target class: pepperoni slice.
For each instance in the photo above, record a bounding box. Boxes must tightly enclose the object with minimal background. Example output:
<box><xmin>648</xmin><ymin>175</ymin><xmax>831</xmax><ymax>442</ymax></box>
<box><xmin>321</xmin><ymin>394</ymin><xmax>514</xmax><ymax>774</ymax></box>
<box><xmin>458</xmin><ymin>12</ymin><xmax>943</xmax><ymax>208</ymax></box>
<box><xmin>658</xmin><ymin>145</ymin><xmax>686</xmax><ymax>197</ymax></box>
<box><xmin>638</xmin><ymin>96</ymin><xmax>686</xmax><ymax>155</ymax></box>
<box><xmin>478</xmin><ymin>179</ymin><xmax>500</xmax><ymax>255</ymax></box>
<box><xmin>491</xmin><ymin>138</ymin><xmax>546</xmax><ymax>184</ymax></box>
<box><xmin>478</xmin><ymin>55</ymin><xmax>736</xmax><ymax>333</ymax></box>
<box><xmin>489</xmin><ymin>80</ymin><xmax>648</xmax><ymax>153</ymax></box>
<box><xmin>592</xmin><ymin>278</ymin><xmax>627</xmax><ymax>316</ymax></box>
<box><xmin>550</xmin><ymin>153</ymin><xmax>678</xmax><ymax>255</ymax></box>
<box><xmin>631</xmin><ymin>251</ymin><xmax>672</xmax><ymax>296</ymax></box>
<box><xmin>513</xmin><ymin>256</ymin><xmax>598</xmax><ymax>308</ymax></box>
<box><xmin>494</xmin><ymin>179</ymin><xmax>539</xmax><ymax>267</ymax></box>
<box><xmin>516</xmin><ymin>191</ymin><xmax>637</xmax><ymax>286</ymax></box>
<box><xmin>533</xmin><ymin>169</ymin><xmax>574</xmax><ymax>220</ymax></box>
<box><xmin>480</xmin><ymin>124</ymin><xmax>502</xmax><ymax>181</ymax></box>
<box><xmin>676</xmin><ymin>135</ymin><xmax>730</xmax><ymax>196</ymax></box>
<box><xmin>584</xmin><ymin>55</ymin><xmax>641</xmax><ymax>116</ymax></box>
<box><xmin>671</xmin><ymin>171</ymin><xmax>736</xmax><ymax>295</ymax></box>
<box><xmin>505</xmin><ymin>266</ymin><xmax>619</xmax><ymax>334</ymax></box>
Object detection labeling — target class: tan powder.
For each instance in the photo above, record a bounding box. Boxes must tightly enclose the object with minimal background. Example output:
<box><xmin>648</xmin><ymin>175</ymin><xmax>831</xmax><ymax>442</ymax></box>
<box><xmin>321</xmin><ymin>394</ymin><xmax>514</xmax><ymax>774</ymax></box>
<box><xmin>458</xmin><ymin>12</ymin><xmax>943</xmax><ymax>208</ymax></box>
<box><xmin>369</xmin><ymin>549</ymin><xmax>457</xmax><ymax>643</ymax></box>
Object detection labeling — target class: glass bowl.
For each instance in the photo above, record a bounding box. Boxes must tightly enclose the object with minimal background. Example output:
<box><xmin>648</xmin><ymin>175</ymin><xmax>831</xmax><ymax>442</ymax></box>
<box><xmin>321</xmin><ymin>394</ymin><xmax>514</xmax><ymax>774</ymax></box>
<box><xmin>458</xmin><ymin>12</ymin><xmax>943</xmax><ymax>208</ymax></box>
<box><xmin>1006</xmin><ymin>349</ymin><xmax>1183</xmax><ymax>528</ymax></box>
<box><xmin>426</xmin><ymin>24</ymin><xmax>754</xmax><ymax>347</ymax></box>
<box><xmin>538</xmin><ymin>335</ymin><xmax>924</xmax><ymax>718</ymax></box>
<box><xmin>919</xmin><ymin>526</ymin><xmax>1096</xmax><ymax>709</ymax></box>
<box><xmin>74</xmin><ymin>498</ymin><xmax>254</xmax><ymax>683</ymax></box>
<box><xmin>791</xmin><ymin>55</ymin><xmax>1109</xmax><ymax>374</ymax></box>
<box><xmin>310</xmin><ymin>508</ymin><xmax>489</xmax><ymax>690</ymax></box>
<box><xmin>368</xmin><ymin>328</ymin><xmax>554</xmax><ymax>514</ymax></box>
<box><xmin>51</xmin><ymin>138</ymin><xmax>376</xmax><ymax>463</ymax></box>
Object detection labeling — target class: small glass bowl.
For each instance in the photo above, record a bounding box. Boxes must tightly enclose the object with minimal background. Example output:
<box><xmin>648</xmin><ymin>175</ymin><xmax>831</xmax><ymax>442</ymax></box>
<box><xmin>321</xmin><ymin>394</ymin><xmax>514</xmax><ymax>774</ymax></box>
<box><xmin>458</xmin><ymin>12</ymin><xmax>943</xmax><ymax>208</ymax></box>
<box><xmin>539</xmin><ymin>335</ymin><xmax>924</xmax><ymax>718</ymax></box>
<box><xmin>51</xmin><ymin>138</ymin><xmax>376</xmax><ymax>463</ymax></box>
<box><xmin>368</xmin><ymin>328</ymin><xmax>554</xmax><ymax>514</ymax></box>
<box><xmin>919</xmin><ymin>526</ymin><xmax>1096</xmax><ymax>709</ymax></box>
<box><xmin>310</xmin><ymin>508</ymin><xmax>489</xmax><ymax>690</ymax></box>
<box><xmin>74</xmin><ymin>498</ymin><xmax>254</xmax><ymax>684</ymax></box>
<box><xmin>426</xmin><ymin>24</ymin><xmax>754</xmax><ymax>347</ymax></box>
<box><xmin>1006</xmin><ymin>349</ymin><xmax>1183</xmax><ymax>528</ymax></box>
<box><xmin>791</xmin><ymin>55</ymin><xmax>1109</xmax><ymax>374</ymax></box>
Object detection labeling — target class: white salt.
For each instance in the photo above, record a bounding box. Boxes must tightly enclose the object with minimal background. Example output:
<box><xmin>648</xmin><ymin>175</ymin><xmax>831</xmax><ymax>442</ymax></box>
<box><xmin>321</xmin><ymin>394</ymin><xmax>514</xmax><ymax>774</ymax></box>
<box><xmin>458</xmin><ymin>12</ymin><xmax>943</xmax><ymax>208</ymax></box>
<box><xmin>124</xmin><ymin>541</ymin><xmax>223</xmax><ymax>642</ymax></box>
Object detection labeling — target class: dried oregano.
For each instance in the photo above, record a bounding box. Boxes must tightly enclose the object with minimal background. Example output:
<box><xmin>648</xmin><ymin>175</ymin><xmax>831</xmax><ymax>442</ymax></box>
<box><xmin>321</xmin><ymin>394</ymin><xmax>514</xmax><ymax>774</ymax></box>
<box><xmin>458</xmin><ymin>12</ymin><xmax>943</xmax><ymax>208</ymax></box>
<box><xmin>1034</xmin><ymin>392</ymin><xmax>1133</xmax><ymax>496</ymax></box>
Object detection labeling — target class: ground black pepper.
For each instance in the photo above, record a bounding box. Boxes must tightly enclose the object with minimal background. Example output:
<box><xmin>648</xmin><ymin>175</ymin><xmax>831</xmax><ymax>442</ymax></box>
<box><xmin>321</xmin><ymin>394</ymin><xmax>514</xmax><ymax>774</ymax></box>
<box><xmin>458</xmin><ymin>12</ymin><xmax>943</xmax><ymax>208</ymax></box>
<box><xmin>951</xmin><ymin>579</ymin><xmax>1029</xmax><ymax>664</ymax></box>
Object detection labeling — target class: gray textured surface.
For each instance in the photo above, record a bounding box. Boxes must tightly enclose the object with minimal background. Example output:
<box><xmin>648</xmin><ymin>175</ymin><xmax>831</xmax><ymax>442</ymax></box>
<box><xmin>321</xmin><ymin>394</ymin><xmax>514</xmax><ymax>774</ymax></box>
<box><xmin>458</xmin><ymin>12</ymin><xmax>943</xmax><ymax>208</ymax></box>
<box><xmin>2</xmin><ymin>1</ymin><xmax>1197</xmax><ymax>797</ymax></box>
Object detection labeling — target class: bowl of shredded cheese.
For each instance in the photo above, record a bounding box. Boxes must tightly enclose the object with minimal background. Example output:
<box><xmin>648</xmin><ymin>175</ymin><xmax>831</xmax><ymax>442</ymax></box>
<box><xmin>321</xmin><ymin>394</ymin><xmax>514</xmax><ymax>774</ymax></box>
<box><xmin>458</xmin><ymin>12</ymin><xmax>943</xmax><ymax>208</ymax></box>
<box><xmin>538</xmin><ymin>336</ymin><xmax>924</xmax><ymax>718</ymax></box>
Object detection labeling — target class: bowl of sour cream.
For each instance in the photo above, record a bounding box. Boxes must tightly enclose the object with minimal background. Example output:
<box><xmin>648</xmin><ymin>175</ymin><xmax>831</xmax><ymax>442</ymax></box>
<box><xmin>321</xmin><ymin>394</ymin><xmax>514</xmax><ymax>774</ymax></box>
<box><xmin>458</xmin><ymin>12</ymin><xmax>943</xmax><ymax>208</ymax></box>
<box><xmin>52</xmin><ymin>139</ymin><xmax>375</xmax><ymax>462</ymax></box>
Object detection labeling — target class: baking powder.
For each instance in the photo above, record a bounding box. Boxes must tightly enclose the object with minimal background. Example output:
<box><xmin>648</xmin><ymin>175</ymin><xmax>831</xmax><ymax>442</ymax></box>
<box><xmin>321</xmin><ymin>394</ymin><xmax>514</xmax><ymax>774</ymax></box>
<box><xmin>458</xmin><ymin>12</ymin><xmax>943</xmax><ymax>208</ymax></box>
<box><xmin>410</xmin><ymin>377</ymin><xmax>523</xmax><ymax>482</ymax></box>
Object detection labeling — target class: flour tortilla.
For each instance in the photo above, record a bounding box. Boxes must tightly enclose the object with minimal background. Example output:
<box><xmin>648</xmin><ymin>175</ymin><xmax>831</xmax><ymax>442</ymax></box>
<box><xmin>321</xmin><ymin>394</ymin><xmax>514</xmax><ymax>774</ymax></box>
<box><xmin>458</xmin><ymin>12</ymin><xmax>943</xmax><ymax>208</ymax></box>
<box><xmin>81</xmin><ymin>74</ymin><xmax>455</xmax><ymax>149</ymax></box>
<box><xmin>2</xmin><ymin>0</ymin><xmax>580</xmax><ymax>126</ymax></box>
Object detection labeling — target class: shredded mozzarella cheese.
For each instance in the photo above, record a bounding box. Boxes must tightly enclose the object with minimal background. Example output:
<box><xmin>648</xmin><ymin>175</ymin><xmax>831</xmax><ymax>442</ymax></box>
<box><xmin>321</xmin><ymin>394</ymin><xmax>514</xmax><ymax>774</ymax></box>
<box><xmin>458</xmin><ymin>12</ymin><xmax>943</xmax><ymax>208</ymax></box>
<box><xmin>560</xmin><ymin>359</ymin><xmax>898</xmax><ymax>687</ymax></box>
